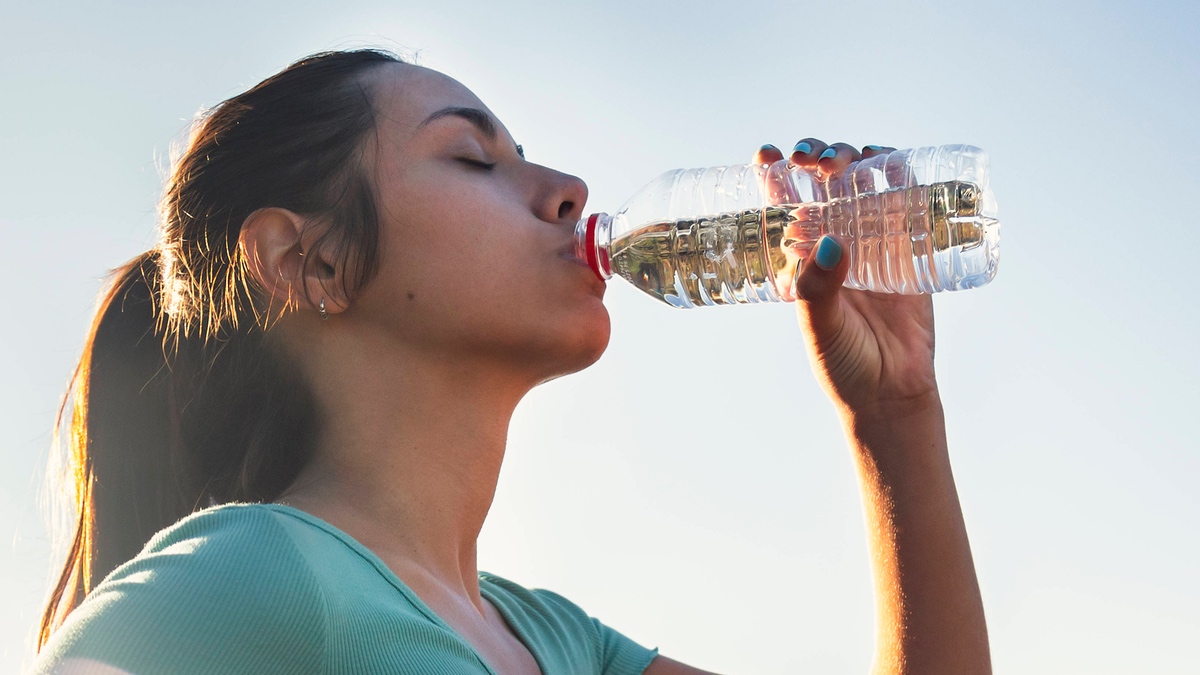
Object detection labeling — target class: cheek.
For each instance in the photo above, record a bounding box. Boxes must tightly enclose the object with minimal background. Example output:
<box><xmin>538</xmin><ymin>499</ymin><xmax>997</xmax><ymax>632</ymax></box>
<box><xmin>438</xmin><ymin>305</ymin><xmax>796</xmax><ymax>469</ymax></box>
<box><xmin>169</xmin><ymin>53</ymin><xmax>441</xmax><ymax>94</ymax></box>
<box><xmin>373</xmin><ymin>174</ymin><xmax>516</xmax><ymax>294</ymax></box>
<box><xmin>363</xmin><ymin>188</ymin><xmax>539</xmax><ymax>331</ymax></box>
<box><xmin>362</xmin><ymin>168</ymin><xmax>608</xmax><ymax>366</ymax></box>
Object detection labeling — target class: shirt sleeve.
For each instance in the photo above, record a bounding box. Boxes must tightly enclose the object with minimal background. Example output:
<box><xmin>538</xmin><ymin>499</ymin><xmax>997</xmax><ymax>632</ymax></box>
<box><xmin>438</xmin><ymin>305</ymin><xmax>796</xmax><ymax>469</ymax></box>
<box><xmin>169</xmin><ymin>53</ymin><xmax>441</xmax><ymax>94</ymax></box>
<box><xmin>589</xmin><ymin>614</ymin><xmax>661</xmax><ymax>675</ymax></box>
<box><xmin>478</xmin><ymin>571</ymin><xmax>659</xmax><ymax>674</ymax></box>
<box><xmin>32</xmin><ymin>506</ymin><xmax>329</xmax><ymax>675</ymax></box>
<box><xmin>534</xmin><ymin>589</ymin><xmax>660</xmax><ymax>675</ymax></box>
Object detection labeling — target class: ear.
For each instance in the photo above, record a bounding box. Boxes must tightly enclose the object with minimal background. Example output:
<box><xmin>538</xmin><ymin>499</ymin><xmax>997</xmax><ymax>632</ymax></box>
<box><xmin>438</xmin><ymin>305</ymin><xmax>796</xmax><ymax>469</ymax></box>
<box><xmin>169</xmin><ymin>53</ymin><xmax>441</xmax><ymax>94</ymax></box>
<box><xmin>238</xmin><ymin>208</ymin><xmax>349</xmax><ymax>320</ymax></box>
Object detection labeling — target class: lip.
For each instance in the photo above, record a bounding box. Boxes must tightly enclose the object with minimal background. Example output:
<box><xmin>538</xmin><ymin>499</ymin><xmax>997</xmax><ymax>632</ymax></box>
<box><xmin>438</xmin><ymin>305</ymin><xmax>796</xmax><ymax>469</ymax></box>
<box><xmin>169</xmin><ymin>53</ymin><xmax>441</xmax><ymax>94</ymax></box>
<box><xmin>559</xmin><ymin>252</ymin><xmax>606</xmax><ymax>296</ymax></box>
<box><xmin>558</xmin><ymin>251</ymin><xmax>592</xmax><ymax>271</ymax></box>
<box><xmin>555</xmin><ymin>238</ymin><xmax>591</xmax><ymax>270</ymax></box>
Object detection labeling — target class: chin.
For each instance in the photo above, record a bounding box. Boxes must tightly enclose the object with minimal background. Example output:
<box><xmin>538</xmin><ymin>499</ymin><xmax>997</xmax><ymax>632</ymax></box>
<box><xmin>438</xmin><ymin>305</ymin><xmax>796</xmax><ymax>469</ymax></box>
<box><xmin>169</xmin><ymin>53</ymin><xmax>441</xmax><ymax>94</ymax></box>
<box><xmin>574</xmin><ymin>320</ymin><xmax>611</xmax><ymax>371</ymax></box>
<box><xmin>532</xmin><ymin>301</ymin><xmax>611</xmax><ymax>384</ymax></box>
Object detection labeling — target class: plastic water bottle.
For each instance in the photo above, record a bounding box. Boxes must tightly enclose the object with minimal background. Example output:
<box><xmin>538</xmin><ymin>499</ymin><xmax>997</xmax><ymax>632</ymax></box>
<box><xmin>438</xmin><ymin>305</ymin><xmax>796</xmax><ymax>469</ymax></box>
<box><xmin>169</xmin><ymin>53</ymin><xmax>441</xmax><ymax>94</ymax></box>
<box><xmin>573</xmin><ymin>145</ymin><xmax>1000</xmax><ymax>308</ymax></box>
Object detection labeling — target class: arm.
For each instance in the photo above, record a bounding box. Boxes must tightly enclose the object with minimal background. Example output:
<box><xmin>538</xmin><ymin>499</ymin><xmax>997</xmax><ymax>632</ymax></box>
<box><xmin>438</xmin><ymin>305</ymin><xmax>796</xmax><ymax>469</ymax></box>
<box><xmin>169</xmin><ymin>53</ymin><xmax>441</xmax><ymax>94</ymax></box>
<box><xmin>783</xmin><ymin>139</ymin><xmax>990</xmax><ymax>674</ymax></box>
<box><xmin>844</xmin><ymin>399</ymin><xmax>989</xmax><ymax>674</ymax></box>
<box><xmin>646</xmin><ymin>141</ymin><xmax>990</xmax><ymax>675</ymax></box>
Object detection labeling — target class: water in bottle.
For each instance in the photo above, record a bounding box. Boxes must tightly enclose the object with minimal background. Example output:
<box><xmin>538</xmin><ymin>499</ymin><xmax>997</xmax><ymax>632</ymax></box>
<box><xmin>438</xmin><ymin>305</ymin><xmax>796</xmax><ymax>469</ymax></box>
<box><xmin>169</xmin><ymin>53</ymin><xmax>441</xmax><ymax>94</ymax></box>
<box><xmin>574</xmin><ymin>145</ymin><xmax>1000</xmax><ymax>308</ymax></box>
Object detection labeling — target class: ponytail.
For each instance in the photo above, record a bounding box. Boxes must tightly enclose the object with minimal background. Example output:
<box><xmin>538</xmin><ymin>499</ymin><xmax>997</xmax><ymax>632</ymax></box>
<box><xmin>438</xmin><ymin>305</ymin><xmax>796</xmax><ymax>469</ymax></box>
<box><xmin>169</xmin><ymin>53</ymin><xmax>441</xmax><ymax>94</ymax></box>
<box><xmin>40</xmin><ymin>250</ymin><xmax>321</xmax><ymax>649</ymax></box>
<box><xmin>40</xmin><ymin>252</ymin><xmax>178</xmax><ymax>647</ymax></box>
<box><xmin>39</xmin><ymin>48</ymin><xmax>399</xmax><ymax>649</ymax></box>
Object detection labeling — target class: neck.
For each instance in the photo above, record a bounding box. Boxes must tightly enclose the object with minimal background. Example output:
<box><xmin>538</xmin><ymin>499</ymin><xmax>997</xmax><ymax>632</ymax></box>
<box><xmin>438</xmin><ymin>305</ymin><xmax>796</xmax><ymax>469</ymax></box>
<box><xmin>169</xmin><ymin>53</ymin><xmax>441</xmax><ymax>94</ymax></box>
<box><xmin>276</xmin><ymin>323</ymin><xmax>534</xmax><ymax>607</ymax></box>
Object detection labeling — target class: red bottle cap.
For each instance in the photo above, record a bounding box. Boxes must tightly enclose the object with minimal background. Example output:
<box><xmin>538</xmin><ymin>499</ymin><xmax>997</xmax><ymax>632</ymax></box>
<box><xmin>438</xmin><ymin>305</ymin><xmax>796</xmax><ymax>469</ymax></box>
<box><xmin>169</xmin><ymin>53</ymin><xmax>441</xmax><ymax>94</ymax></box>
<box><xmin>583</xmin><ymin>213</ymin><xmax>609</xmax><ymax>281</ymax></box>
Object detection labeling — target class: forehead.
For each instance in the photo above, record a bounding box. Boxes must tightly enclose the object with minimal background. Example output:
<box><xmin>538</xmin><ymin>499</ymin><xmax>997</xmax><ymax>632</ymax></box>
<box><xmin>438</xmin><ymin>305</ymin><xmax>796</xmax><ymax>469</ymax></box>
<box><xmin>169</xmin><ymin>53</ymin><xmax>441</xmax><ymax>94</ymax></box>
<box><xmin>369</xmin><ymin>64</ymin><xmax>497</xmax><ymax>142</ymax></box>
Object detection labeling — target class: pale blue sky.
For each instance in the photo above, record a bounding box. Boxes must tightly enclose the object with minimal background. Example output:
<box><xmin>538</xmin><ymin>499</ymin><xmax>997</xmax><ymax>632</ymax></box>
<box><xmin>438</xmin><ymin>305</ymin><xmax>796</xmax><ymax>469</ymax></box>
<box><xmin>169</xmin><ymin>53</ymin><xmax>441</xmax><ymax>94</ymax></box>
<box><xmin>2</xmin><ymin>1</ymin><xmax>1198</xmax><ymax>672</ymax></box>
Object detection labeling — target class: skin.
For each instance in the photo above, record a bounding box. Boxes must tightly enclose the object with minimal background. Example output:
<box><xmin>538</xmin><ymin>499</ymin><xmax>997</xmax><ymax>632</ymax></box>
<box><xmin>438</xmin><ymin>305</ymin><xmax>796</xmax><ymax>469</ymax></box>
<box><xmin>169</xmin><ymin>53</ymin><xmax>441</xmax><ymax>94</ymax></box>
<box><xmin>236</xmin><ymin>65</ymin><xmax>989</xmax><ymax>675</ymax></box>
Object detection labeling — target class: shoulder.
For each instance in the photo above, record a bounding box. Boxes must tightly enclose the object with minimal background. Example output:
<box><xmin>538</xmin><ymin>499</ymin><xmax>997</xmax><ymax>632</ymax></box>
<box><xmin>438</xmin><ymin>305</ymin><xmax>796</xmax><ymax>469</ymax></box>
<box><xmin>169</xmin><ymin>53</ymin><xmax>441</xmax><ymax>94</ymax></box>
<box><xmin>34</xmin><ymin>504</ymin><xmax>329</xmax><ymax>675</ymax></box>
<box><xmin>480</xmin><ymin>572</ymin><xmax>659</xmax><ymax>675</ymax></box>
<box><xmin>107</xmin><ymin>503</ymin><xmax>330</xmax><ymax>617</ymax></box>
<box><xmin>106</xmin><ymin>502</ymin><xmax>300</xmax><ymax>561</ymax></box>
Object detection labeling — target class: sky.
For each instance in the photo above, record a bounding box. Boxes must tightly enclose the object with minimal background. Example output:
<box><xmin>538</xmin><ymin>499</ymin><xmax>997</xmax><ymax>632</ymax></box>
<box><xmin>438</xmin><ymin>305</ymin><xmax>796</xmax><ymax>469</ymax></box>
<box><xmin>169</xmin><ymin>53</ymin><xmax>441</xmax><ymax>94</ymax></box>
<box><xmin>2</xmin><ymin>0</ymin><xmax>1198</xmax><ymax>672</ymax></box>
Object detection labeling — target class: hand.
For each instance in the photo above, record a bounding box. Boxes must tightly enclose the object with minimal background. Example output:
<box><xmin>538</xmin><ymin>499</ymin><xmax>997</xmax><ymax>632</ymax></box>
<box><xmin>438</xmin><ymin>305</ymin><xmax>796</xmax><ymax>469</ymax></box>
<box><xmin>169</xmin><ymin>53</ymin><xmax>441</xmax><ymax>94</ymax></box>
<box><xmin>755</xmin><ymin>139</ymin><xmax>939</xmax><ymax>417</ymax></box>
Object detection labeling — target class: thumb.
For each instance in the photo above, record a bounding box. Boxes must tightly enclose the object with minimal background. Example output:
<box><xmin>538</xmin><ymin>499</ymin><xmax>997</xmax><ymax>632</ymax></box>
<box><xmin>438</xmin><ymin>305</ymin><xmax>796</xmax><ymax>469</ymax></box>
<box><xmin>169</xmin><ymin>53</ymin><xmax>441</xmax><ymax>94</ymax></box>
<box><xmin>795</xmin><ymin>235</ymin><xmax>848</xmax><ymax>330</ymax></box>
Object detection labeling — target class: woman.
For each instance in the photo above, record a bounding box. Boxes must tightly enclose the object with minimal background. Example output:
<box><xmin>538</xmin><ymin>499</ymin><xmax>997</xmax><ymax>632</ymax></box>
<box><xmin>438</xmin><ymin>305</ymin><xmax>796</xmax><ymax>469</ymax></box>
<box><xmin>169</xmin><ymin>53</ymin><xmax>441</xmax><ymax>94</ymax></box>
<box><xmin>33</xmin><ymin>49</ymin><xmax>990</xmax><ymax>674</ymax></box>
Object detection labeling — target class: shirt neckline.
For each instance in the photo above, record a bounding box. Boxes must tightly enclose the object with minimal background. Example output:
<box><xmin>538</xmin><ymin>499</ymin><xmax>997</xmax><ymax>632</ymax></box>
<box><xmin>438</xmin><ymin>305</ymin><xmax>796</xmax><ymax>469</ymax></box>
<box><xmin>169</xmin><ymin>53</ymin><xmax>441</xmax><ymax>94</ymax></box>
<box><xmin>259</xmin><ymin>502</ymin><xmax>549</xmax><ymax>675</ymax></box>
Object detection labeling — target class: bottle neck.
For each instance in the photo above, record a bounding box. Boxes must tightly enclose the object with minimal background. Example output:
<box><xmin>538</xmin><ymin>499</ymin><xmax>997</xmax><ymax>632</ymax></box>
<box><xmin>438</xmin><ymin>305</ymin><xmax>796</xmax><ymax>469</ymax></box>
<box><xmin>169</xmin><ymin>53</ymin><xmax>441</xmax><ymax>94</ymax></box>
<box><xmin>574</xmin><ymin>213</ymin><xmax>613</xmax><ymax>281</ymax></box>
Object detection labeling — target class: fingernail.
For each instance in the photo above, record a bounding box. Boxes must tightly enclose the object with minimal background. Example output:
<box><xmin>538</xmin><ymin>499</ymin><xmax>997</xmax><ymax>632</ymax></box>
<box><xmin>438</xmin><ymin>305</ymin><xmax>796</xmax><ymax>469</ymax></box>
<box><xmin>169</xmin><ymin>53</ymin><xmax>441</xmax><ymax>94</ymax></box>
<box><xmin>819</xmin><ymin>147</ymin><xmax>838</xmax><ymax>160</ymax></box>
<box><xmin>814</xmin><ymin>236</ymin><xmax>842</xmax><ymax>270</ymax></box>
<box><xmin>760</xmin><ymin>143</ymin><xmax>779</xmax><ymax>154</ymax></box>
<box><xmin>794</xmin><ymin>141</ymin><xmax>812</xmax><ymax>155</ymax></box>
<box><xmin>865</xmin><ymin>144</ymin><xmax>883</xmax><ymax>151</ymax></box>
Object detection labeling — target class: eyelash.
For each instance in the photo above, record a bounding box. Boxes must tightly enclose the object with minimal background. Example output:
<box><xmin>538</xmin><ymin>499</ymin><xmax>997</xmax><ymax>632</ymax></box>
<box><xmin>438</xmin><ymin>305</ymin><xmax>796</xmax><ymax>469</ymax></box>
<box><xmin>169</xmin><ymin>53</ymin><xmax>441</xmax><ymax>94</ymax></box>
<box><xmin>459</xmin><ymin>158</ymin><xmax>497</xmax><ymax>171</ymax></box>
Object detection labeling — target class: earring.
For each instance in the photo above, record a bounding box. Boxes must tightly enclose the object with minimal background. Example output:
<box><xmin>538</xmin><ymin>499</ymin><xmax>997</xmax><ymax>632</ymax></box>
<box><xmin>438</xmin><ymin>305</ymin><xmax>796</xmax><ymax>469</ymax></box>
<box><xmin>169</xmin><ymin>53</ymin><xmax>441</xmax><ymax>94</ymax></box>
<box><xmin>319</xmin><ymin>298</ymin><xmax>329</xmax><ymax>321</ymax></box>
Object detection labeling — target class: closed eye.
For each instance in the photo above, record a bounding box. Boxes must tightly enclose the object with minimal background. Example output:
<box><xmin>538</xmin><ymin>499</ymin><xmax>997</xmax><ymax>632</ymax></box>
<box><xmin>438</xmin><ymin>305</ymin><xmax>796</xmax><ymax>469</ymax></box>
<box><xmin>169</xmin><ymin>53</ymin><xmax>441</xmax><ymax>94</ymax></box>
<box><xmin>458</xmin><ymin>158</ymin><xmax>497</xmax><ymax>171</ymax></box>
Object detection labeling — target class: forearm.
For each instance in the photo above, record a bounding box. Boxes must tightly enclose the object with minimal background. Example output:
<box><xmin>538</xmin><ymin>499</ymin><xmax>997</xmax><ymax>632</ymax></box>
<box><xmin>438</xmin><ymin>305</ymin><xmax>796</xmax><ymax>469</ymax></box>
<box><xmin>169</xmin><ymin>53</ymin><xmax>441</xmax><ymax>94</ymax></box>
<box><xmin>841</xmin><ymin>397</ymin><xmax>990</xmax><ymax>675</ymax></box>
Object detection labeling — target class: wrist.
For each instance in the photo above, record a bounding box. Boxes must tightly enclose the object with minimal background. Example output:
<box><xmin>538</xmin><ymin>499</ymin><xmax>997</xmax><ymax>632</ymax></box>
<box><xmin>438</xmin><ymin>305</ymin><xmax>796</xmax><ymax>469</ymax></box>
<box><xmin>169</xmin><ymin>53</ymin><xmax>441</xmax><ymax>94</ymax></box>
<box><xmin>838</xmin><ymin>392</ymin><xmax>948</xmax><ymax>469</ymax></box>
<box><xmin>836</xmin><ymin>390</ymin><xmax>944</xmax><ymax>428</ymax></box>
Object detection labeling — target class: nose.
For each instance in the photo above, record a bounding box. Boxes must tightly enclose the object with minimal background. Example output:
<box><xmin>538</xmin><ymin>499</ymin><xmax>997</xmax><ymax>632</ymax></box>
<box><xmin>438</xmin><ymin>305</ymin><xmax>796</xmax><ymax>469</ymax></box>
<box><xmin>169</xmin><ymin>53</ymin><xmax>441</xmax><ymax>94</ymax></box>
<box><xmin>533</xmin><ymin>165</ymin><xmax>588</xmax><ymax>225</ymax></box>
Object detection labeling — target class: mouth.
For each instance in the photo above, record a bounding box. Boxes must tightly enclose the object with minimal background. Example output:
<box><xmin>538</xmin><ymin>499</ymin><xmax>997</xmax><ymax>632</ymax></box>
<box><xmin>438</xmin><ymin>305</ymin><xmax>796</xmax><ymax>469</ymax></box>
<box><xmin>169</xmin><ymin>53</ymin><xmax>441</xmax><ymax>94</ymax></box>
<box><xmin>558</xmin><ymin>250</ymin><xmax>592</xmax><ymax>270</ymax></box>
<box><xmin>558</xmin><ymin>250</ymin><xmax>606</xmax><ymax>297</ymax></box>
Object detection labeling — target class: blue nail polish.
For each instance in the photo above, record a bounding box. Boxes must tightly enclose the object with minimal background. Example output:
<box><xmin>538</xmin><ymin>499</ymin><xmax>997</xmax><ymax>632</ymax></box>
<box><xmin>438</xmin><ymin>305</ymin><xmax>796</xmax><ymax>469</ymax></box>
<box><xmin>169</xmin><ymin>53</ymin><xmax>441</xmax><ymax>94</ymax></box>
<box><xmin>819</xmin><ymin>147</ymin><xmax>838</xmax><ymax>160</ymax></box>
<box><xmin>865</xmin><ymin>144</ymin><xmax>883</xmax><ymax>151</ymax></box>
<box><xmin>794</xmin><ymin>141</ymin><xmax>812</xmax><ymax>154</ymax></box>
<box><xmin>760</xmin><ymin>143</ymin><xmax>779</xmax><ymax>153</ymax></box>
<box><xmin>814</xmin><ymin>236</ymin><xmax>842</xmax><ymax>270</ymax></box>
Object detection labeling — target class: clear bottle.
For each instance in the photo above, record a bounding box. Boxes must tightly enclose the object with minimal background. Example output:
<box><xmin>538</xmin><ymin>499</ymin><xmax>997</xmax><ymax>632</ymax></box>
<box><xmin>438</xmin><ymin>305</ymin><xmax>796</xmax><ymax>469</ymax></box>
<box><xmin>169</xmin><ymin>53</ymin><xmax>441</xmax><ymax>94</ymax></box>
<box><xmin>574</xmin><ymin>145</ymin><xmax>1000</xmax><ymax>308</ymax></box>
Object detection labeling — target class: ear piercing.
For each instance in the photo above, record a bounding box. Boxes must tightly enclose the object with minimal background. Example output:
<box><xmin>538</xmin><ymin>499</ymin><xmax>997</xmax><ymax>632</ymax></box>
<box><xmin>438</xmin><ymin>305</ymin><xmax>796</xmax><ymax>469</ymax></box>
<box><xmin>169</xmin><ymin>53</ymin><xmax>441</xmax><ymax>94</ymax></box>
<box><xmin>319</xmin><ymin>298</ymin><xmax>329</xmax><ymax>321</ymax></box>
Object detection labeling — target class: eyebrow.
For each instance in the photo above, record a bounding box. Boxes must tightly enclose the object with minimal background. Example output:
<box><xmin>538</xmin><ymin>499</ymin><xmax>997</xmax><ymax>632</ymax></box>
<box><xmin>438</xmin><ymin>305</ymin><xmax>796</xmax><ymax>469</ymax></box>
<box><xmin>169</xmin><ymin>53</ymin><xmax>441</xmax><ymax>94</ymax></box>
<box><xmin>417</xmin><ymin>106</ymin><xmax>497</xmax><ymax>140</ymax></box>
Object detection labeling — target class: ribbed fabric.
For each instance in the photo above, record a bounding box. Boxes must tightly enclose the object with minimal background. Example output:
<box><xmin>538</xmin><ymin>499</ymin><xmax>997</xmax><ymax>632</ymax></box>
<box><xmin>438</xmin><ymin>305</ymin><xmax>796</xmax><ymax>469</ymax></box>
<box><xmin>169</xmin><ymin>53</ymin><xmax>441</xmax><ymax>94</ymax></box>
<box><xmin>33</xmin><ymin>504</ymin><xmax>659</xmax><ymax>675</ymax></box>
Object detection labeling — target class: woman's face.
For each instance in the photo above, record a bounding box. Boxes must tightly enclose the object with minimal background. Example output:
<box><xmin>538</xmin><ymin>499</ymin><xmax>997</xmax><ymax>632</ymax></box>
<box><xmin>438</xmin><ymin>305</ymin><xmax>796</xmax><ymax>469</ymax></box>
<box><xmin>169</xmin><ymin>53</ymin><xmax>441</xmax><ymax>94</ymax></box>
<box><xmin>350</xmin><ymin>64</ymin><xmax>608</xmax><ymax>383</ymax></box>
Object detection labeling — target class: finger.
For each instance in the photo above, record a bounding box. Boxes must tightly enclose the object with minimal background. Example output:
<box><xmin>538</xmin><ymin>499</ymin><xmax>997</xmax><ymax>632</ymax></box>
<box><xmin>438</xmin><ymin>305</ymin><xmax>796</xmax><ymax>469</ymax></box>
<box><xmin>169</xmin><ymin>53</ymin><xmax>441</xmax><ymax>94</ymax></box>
<box><xmin>795</xmin><ymin>235</ymin><xmax>848</xmax><ymax>330</ymax></box>
<box><xmin>754</xmin><ymin>143</ymin><xmax>785</xmax><ymax>165</ymax></box>
<box><xmin>790</xmin><ymin>138</ymin><xmax>828</xmax><ymax>170</ymax></box>
<box><xmin>860</xmin><ymin>144</ymin><xmax>896</xmax><ymax>159</ymax></box>
<box><xmin>815</xmin><ymin>143</ymin><xmax>861</xmax><ymax>180</ymax></box>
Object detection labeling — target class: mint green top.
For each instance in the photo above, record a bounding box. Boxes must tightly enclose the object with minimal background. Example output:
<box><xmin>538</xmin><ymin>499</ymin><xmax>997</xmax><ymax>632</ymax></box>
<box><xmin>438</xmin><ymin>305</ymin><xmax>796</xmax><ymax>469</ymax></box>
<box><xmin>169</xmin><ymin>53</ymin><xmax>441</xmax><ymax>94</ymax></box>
<box><xmin>34</xmin><ymin>504</ymin><xmax>659</xmax><ymax>675</ymax></box>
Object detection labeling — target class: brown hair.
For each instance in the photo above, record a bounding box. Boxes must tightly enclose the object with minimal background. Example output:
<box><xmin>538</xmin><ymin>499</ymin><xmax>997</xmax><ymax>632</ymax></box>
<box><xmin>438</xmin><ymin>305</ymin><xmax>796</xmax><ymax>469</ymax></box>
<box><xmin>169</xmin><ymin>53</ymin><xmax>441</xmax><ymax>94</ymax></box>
<box><xmin>39</xmin><ymin>48</ymin><xmax>403</xmax><ymax>649</ymax></box>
